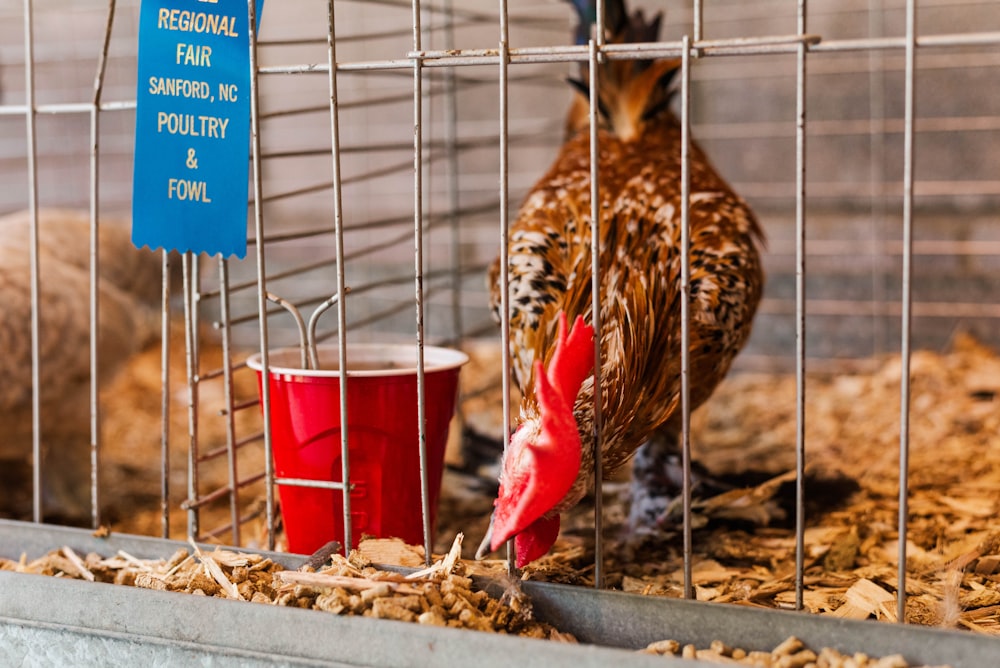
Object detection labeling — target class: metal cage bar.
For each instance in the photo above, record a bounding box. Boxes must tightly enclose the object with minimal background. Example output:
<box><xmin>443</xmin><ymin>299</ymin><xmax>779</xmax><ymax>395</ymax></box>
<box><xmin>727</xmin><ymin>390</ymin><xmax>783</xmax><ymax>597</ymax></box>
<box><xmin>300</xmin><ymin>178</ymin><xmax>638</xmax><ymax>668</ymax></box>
<box><xmin>442</xmin><ymin>0</ymin><xmax>464</xmax><ymax>344</ymax></box>
<box><xmin>496</xmin><ymin>0</ymin><xmax>514</xmax><ymax>575</ymax></box>
<box><xmin>160</xmin><ymin>251</ymin><xmax>172</xmax><ymax>538</ymax></box>
<box><xmin>87</xmin><ymin>0</ymin><xmax>116</xmax><ymax>531</ymax></box>
<box><xmin>586</xmin><ymin>35</ymin><xmax>605</xmax><ymax>591</ymax></box>
<box><xmin>217</xmin><ymin>259</ymin><xmax>242</xmax><ymax>546</ymax></box>
<box><xmin>182</xmin><ymin>251</ymin><xmax>201</xmax><ymax>538</ymax></box>
<box><xmin>326</xmin><ymin>0</ymin><xmax>355</xmax><ymax>558</ymax></box>
<box><xmin>410</xmin><ymin>0</ymin><xmax>434</xmax><ymax>565</ymax></box>
<box><xmin>678</xmin><ymin>32</ymin><xmax>694</xmax><ymax>602</ymax></box>
<box><xmin>793</xmin><ymin>0</ymin><xmax>809</xmax><ymax>612</ymax></box>
<box><xmin>22</xmin><ymin>0</ymin><xmax>42</xmax><ymax>525</ymax></box>
<box><xmin>247</xmin><ymin>0</ymin><xmax>275</xmax><ymax>551</ymax></box>
<box><xmin>896</xmin><ymin>0</ymin><xmax>918</xmax><ymax>623</ymax></box>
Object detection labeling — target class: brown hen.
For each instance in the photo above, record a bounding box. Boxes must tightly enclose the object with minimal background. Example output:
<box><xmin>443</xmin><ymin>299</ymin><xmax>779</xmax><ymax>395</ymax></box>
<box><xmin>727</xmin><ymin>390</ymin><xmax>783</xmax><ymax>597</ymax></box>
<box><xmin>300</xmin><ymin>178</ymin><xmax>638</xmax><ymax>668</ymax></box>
<box><xmin>0</xmin><ymin>208</ymin><xmax>164</xmax><ymax>523</ymax></box>
<box><xmin>480</xmin><ymin>0</ymin><xmax>765</xmax><ymax>567</ymax></box>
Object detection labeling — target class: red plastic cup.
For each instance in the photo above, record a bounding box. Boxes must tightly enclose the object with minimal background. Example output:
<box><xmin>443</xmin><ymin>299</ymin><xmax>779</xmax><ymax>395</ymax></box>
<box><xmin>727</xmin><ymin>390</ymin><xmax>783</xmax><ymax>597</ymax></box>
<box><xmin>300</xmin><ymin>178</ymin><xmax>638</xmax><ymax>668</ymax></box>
<box><xmin>247</xmin><ymin>344</ymin><xmax>468</xmax><ymax>555</ymax></box>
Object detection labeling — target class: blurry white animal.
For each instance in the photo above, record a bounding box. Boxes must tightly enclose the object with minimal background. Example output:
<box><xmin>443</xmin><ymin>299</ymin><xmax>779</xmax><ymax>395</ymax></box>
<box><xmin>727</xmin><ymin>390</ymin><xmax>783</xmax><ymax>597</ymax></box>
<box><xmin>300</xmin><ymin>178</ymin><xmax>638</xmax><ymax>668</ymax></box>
<box><xmin>0</xmin><ymin>208</ymin><xmax>164</xmax><ymax>523</ymax></box>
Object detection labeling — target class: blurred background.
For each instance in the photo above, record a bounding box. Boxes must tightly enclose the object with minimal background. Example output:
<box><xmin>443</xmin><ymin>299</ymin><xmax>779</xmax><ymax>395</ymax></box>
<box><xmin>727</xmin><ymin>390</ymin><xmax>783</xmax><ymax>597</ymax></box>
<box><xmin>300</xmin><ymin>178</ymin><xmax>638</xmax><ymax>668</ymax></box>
<box><xmin>1</xmin><ymin>1</ymin><xmax>997</xmax><ymax>370</ymax></box>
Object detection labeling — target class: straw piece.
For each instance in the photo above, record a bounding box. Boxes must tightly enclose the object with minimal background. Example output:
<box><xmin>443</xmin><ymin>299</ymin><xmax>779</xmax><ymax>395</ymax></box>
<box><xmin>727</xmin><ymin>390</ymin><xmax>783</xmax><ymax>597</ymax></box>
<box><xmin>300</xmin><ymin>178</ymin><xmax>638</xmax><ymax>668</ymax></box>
<box><xmin>277</xmin><ymin>571</ymin><xmax>423</xmax><ymax>596</ymax></box>
<box><xmin>200</xmin><ymin>552</ymin><xmax>242</xmax><ymax>600</ymax></box>
<box><xmin>188</xmin><ymin>540</ymin><xmax>243</xmax><ymax>601</ymax></box>
<box><xmin>407</xmin><ymin>533</ymin><xmax>464</xmax><ymax>580</ymax></box>
<box><xmin>116</xmin><ymin>549</ymin><xmax>155</xmax><ymax>571</ymax></box>
<box><xmin>165</xmin><ymin>553</ymin><xmax>195</xmax><ymax>579</ymax></box>
<box><xmin>61</xmin><ymin>546</ymin><xmax>95</xmax><ymax>582</ymax></box>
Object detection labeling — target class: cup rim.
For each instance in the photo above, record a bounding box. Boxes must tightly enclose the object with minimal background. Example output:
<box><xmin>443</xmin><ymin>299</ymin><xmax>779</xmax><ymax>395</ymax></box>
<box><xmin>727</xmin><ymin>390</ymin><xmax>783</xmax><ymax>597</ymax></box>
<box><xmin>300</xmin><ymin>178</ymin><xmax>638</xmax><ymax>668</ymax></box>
<box><xmin>246</xmin><ymin>343</ymin><xmax>470</xmax><ymax>378</ymax></box>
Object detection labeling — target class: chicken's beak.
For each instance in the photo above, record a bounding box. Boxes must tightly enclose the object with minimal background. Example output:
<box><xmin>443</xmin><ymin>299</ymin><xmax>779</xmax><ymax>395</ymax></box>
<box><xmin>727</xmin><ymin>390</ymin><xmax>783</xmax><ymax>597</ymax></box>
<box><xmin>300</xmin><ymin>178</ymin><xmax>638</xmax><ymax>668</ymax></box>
<box><xmin>474</xmin><ymin>516</ymin><xmax>495</xmax><ymax>560</ymax></box>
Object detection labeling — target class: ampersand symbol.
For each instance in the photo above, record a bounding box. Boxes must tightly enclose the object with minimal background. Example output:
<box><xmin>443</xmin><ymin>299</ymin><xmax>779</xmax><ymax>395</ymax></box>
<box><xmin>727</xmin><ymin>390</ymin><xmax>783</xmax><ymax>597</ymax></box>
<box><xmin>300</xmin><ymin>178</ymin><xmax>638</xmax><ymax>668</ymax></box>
<box><xmin>186</xmin><ymin>148</ymin><xmax>198</xmax><ymax>169</ymax></box>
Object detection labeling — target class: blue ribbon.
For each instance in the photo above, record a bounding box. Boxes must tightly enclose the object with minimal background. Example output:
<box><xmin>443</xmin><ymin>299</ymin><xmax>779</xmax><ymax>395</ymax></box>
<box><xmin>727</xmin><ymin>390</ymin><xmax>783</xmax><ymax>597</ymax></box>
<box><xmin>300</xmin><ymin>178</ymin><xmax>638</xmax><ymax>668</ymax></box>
<box><xmin>132</xmin><ymin>0</ymin><xmax>264</xmax><ymax>259</ymax></box>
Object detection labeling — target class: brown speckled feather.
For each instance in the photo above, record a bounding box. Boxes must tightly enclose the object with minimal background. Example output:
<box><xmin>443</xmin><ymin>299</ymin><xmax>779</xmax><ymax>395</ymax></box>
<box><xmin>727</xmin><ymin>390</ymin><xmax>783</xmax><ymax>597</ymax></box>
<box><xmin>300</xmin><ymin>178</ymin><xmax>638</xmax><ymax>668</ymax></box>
<box><xmin>489</xmin><ymin>21</ymin><xmax>764</xmax><ymax>516</ymax></box>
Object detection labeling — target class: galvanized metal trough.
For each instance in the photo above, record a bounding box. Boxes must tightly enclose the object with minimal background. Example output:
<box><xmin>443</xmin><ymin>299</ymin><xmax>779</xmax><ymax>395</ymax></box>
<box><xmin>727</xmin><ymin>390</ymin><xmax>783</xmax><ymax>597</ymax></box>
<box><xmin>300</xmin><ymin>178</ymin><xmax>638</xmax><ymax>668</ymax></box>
<box><xmin>0</xmin><ymin>519</ymin><xmax>995</xmax><ymax>666</ymax></box>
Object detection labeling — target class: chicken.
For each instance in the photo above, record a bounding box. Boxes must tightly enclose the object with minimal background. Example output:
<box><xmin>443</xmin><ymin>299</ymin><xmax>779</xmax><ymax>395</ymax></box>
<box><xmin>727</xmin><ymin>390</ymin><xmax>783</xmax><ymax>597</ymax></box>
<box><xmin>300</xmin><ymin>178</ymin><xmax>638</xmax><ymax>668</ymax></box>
<box><xmin>0</xmin><ymin>208</ymin><xmax>164</xmax><ymax>522</ymax></box>
<box><xmin>478</xmin><ymin>0</ymin><xmax>765</xmax><ymax>567</ymax></box>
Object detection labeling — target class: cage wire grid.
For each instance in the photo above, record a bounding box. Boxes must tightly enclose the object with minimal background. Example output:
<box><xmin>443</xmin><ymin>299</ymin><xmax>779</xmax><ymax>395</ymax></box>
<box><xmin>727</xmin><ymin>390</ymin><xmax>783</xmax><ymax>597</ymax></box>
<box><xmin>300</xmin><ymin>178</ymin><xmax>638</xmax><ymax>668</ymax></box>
<box><xmin>1</xmin><ymin>0</ymin><xmax>999</xmax><ymax>639</ymax></box>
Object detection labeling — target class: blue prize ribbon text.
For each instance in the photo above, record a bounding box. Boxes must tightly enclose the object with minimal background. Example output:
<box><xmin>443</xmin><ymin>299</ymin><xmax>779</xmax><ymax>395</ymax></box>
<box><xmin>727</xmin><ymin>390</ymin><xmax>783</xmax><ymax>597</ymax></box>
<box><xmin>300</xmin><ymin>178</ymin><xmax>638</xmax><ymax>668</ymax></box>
<box><xmin>132</xmin><ymin>0</ymin><xmax>262</xmax><ymax>259</ymax></box>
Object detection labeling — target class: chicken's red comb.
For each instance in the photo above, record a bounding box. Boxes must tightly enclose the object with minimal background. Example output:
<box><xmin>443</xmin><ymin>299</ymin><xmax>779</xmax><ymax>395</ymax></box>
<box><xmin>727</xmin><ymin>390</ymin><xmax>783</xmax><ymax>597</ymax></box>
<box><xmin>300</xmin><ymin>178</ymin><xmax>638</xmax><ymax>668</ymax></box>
<box><xmin>545</xmin><ymin>312</ymin><xmax>595</xmax><ymax>409</ymax></box>
<box><xmin>485</xmin><ymin>312</ymin><xmax>595</xmax><ymax>564</ymax></box>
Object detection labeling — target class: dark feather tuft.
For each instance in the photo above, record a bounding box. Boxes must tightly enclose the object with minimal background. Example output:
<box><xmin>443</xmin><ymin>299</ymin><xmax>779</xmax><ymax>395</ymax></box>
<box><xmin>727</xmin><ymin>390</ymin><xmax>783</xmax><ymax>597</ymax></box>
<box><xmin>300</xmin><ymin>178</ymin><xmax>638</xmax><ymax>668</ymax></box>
<box><xmin>566</xmin><ymin>0</ymin><xmax>631</xmax><ymax>45</ymax></box>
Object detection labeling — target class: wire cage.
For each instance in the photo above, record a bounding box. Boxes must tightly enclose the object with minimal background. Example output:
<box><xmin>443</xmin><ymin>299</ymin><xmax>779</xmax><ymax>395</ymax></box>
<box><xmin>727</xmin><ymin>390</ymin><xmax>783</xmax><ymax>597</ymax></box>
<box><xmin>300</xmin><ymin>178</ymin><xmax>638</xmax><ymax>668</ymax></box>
<box><xmin>1</xmin><ymin>0</ymin><xmax>999</xmax><ymax>664</ymax></box>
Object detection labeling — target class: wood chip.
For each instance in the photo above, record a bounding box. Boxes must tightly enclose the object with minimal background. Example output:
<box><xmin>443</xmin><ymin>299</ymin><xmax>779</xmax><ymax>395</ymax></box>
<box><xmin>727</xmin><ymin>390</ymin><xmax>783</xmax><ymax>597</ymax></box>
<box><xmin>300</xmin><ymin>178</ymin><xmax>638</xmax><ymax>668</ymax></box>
<box><xmin>189</xmin><ymin>541</ymin><xmax>243</xmax><ymax>601</ymax></box>
<box><xmin>407</xmin><ymin>533</ymin><xmax>464</xmax><ymax>580</ymax></box>
<box><xmin>356</xmin><ymin>538</ymin><xmax>425</xmax><ymax>569</ymax></box>
<box><xmin>829</xmin><ymin>578</ymin><xmax>896</xmax><ymax>621</ymax></box>
<box><xmin>61</xmin><ymin>546</ymin><xmax>95</xmax><ymax>582</ymax></box>
<box><xmin>277</xmin><ymin>571</ymin><xmax>423</xmax><ymax>596</ymax></box>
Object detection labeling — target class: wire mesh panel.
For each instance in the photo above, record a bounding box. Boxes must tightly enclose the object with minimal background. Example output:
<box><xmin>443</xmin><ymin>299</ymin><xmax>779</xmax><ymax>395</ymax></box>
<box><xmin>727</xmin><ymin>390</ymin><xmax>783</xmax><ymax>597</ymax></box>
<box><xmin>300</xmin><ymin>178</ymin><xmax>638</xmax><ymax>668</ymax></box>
<box><xmin>1</xmin><ymin>0</ymin><xmax>998</xmax><ymax>643</ymax></box>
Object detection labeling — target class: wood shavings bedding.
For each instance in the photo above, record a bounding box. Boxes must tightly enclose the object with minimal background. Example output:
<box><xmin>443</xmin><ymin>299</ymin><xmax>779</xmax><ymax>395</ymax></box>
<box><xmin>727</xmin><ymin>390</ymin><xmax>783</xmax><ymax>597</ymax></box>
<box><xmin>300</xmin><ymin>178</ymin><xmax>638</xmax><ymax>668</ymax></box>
<box><xmin>483</xmin><ymin>333</ymin><xmax>1000</xmax><ymax>635</ymax></box>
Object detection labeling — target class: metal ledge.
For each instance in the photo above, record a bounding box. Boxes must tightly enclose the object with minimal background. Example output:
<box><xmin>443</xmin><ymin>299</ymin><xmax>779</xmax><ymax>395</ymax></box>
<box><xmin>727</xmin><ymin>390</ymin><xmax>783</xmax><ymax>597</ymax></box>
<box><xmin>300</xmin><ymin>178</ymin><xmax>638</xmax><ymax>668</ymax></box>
<box><xmin>1</xmin><ymin>520</ymin><xmax>996</xmax><ymax>666</ymax></box>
